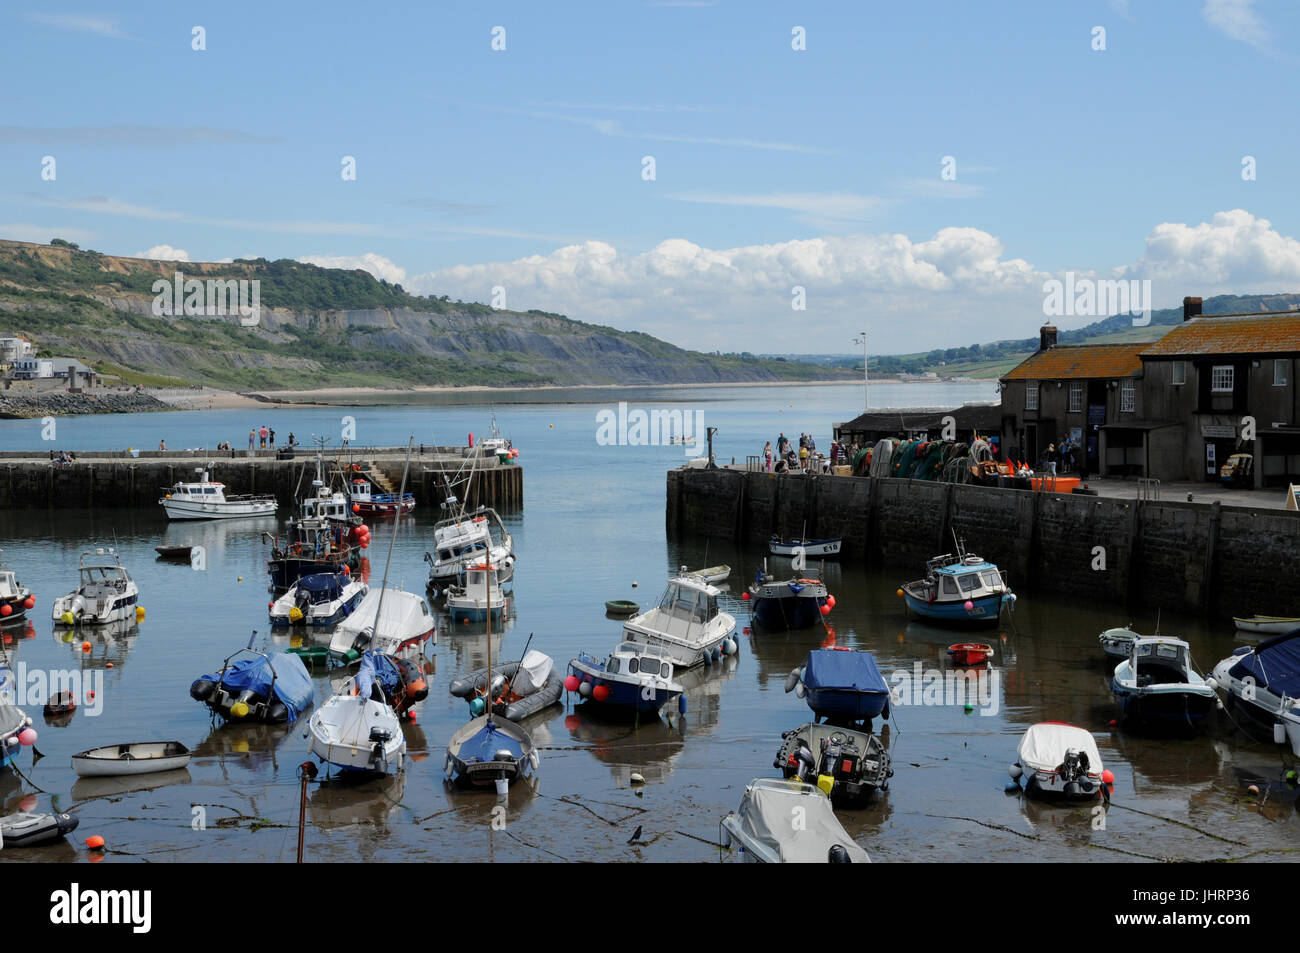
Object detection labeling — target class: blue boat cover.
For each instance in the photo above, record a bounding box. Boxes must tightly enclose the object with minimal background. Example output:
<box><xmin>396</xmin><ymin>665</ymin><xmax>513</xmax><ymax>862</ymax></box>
<box><xmin>802</xmin><ymin>649</ymin><xmax>889</xmax><ymax>695</ymax></box>
<box><xmin>459</xmin><ymin>720</ymin><xmax>524</xmax><ymax>763</ymax></box>
<box><xmin>1229</xmin><ymin>629</ymin><xmax>1300</xmax><ymax>697</ymax></box>
<box><xmin>297</xmin><ymin>573</ymin><xmax>345</xmax><ymax>601</ymax></box>
<box><xmin>202</xmin><ymin>652</ymin><xmax>314</xmax><ymax>722</ymax></box>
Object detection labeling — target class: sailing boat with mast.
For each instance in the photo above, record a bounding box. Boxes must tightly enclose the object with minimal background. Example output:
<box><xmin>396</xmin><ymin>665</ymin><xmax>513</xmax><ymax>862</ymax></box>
<box><xmin>307</xmin><ymin>441</ymin><xmax>415</xmax><ymax>778</ymax></box>
<box><xmin>444</xmin><ymin>535</ymin><xmax>539</xmax><ymax>794</ymax></box>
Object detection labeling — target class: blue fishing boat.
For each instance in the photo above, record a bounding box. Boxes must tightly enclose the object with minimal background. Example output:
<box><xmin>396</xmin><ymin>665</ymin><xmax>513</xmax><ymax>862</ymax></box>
<box><xmin>566</xmin><ymin>642</ymin><xmax>685</xmax><ymax>717</ymax></box>
<box><xmin>746</xmin><ymin>564</ymin><xmax>832</xmax><ymax>631</ymax></box>
<box><xmin>900</xmin><ymin>543</ymin><xmax>1014</xmax><ymax>627</ymax></box>
<box><xmin>785</xmin><ymin>648</ymin><xmax>890</xmax><ymax>724</ymax></box>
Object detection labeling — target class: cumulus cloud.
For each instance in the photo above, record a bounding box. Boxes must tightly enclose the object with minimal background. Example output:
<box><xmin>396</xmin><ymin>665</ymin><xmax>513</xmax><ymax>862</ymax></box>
<box><xmin>1119</xmin><ymin>209</ymin><xmax>1300</xmax><ymax>297</ymax></box>
<box><xmin>134</xmin><ymin>244</ymin><xmax>189</xmax><ymax>262</ymax></box>
<box><xmin>1203</xmin><ymin>0</ymin><xmax>1272</xmax><ymax>51</ymax></box>
<box><xmin>297</xmin><ymin>253</ymin><xmax>407</xmax><ymax>285</ymax></box>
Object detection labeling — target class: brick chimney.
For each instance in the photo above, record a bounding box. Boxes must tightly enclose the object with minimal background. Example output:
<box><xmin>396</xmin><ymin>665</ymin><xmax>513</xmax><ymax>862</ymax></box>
<box><xmin>1039</xmin><ymin>325</ymin><xmax>1058</xmax><ymax>351</ymax></box>
<box><xmin>1183</xmin><ymin>296</ymin><xmax>1202</xmax><ymax>322</ymax></box>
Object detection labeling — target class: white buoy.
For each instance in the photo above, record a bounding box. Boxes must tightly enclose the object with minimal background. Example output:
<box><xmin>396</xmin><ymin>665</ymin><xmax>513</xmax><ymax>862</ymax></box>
<box><xmin>794</xmin><ymin>682</ymin><xmax>807</xmax><ymax>699</ymax></box>
<box><xmin>494</xmin><ymin>778</ymin><xmax>509</xmax><ymax>796</ymax></box>
<box><xmin>630</xmin><ymin>772</ymin><xmax>645</xmax><ymax>785</ymax></box>
<box><xmin>1009</xmin><ymin>763</ymin><xmax>1023</xmax><ymax>780</ymax></box>
<box><xmin>1275</xmin><ymin>722</ymin><xmax>1287</xmax><ymax>745</ymax></box>
<box><xmin>1205</xmin><ymin>677</ymin><xmax>1217</xmax><ymax>690</ymax></box>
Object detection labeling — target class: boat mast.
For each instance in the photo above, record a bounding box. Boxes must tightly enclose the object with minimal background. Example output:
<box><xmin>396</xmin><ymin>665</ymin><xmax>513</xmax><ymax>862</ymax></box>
<box><xmin>370</xmin><ymin>438</ymin><xmax>413</xmax><ymax>659</ymax></box>
<box><xmin>485</xmin><ymin>540</ymin><xmax>494</xmax><ymax>727</ymax></box>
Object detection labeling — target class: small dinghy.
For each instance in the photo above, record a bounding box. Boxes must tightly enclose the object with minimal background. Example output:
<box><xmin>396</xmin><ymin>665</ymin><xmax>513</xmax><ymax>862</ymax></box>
<box><xmin>604</xmin><ymin>600</ymin><xmax>640</xmax><ymax>617</ymax></box>
<box><xmin>154</xmin><ymin>545</ymin><xmax>193</xmax><ymax>561</ymax></box>
<box><xmin>308</xmin><ymin>652</ymin><xmax>406</xmax><ymax>777</ymax></box>
<box><xmin>43</xmin><ymin>691</ymin><xmax>77</xmax><ymax>723</ymax></box>
<box><xmin>444</xmin><ymin>715</ymin><xmax>539</xmax><ymax>792</ymax></box>
<box><xmin>747</xmin><ymin>564</ymin><xmax>834</xmax><ymax>631</ymax></box>
<box><xmin>769</xmin><ymin>537</ymin><xmax>842</xmax><ymax>559</ymax></box>
<box><xmin>0</xmin><ymin>811</ymin><xmax>79</xmax><ymax>848</ymax></box>
<box><xmin>692</xmin><ymin>565</ymin><xmax>730</xmax><ymax>584</ymax></box>
<box><xmin>269</xmin><ymin>572</ymin><xmax>368</xmax><ymax>627</ymax></box>
<box><xmin>785</xmin><ymin>648</ymin><xmax>890</xmax><ymax>725</ymax></box>
<box><xmin>72</xmin><ymin>741</ymin><xmax>191</xmax><ymax>777</ymax></box>
<box><xmin>774</xmin><ymin>722</ymin><xmax>891</xmax><ymax>806</ymax></box>
<box><xmin>1111</xmin><ymin>636</ymin><xmax>1216</xmax><ymax>731</ymax></box>
<box><xmin>566</xmin><ymin>641</ymin><xmax>684</xmax><ymax>717</ymax></box>
<box><xmin>190</xmin><ymin>636</ymin><xmax>315</xmax><ymax>724</ymax></box>
<box><xmin>721</xmin><ymin>778</ymin><xmax>869</xmax><ymax>863</ymax></box>
<box><xmin>1098</xmin><ymin>625</ymin><xmax>1140</xmax><ymax>660</ymax></box>
<box><xmin>948</xmin><ymin>642</ymin><xmax>994</xmax><ymax>666</ymax></box>
<box><xmin>1211</xmin><ymin>628</ymin><xmax>1300</xmax><ymax>755</ymax></box>
<box><xmin>1233</xmin><ymin>615</ymin><xmax>1300</xmax><ymax>637</ymax></box>
<box><xmin>450</xmin><ymin>649</ymin><xmax>564</xmax><ymax>721</ymax></box>
<box><xmin>1009</xmin><ymin>722</ymin><xmax>1107</xmax><ymax>802</ymax></box>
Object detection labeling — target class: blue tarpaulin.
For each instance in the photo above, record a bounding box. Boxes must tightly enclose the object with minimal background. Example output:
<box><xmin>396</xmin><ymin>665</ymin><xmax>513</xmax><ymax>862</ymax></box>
<box><xmin>202</xmin><ymin>652</ymin><xmax>314</xmax><ymax>722</ymax></box>
<box><xmin>1229</xmin><ymin>630</ymin><xmax>1300</xmax><ymax>698</ymax></box>
<box><xmin>802</xmin><ymin>649</ymin><xmax>889</xmax><ymax>696</ymax></box>
<box><xmin>297</xmin><ymin>573</ymin><xmax>344</xmax><ymax>602</ymax></box>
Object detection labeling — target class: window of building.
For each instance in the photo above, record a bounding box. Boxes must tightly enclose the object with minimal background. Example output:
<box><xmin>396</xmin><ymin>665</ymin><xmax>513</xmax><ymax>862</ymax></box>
<box><xmin>1211</xmin><ymin>365</ymin><xmax>1234</xmax><ymax>393</ymax></box>
<box><xmin>1172</xmin><ymin>361</ymin><xmax>1186</xmax><ymax>385</ymax></box>
<box><xmin>1120</xmin><ymin>379</ymin><xmax>1136</xmax><ymax>413</ymax></box>
<box><xmin>1068</xmin><ymin>382</ymin><xmax>1082</xmax><ymax>413</ymax></box>
<box><xmin>1275</xmin><ymin>359</ymin><xmax>1289</xmax><ymax>387</ymax></box>
<box><xmin>1025</xmin><ymin>381</ymin><xmax>1038</xmax><ymax>411</ymax></box>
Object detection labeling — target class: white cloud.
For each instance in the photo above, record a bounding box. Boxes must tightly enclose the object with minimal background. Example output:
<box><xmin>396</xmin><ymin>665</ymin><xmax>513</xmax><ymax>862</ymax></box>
<box><xmin>1203</xmin><ymin>0</ymin><xmax>1272</xmax><ymax>51</ymax></box>
<box><xmin>23</xmin><ymin>14</ymin><xmax>129</xmax><ymax>39</ymax></box>
<box><xmin>297</xmin><ymin>253</ymin><xmax>407</xmax><ymax>285</ymax></box>
<box><xmin>134</xmin><ymin>244</ymin><xmax>190</xmax><ymax>262</ymax></box>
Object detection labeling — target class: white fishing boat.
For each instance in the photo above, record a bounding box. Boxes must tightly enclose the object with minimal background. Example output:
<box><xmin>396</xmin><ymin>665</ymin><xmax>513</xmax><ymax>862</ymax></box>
<box><xmin>160</xmin><ymin>468</ymin><xmax>277</xmax><ymax>520</ymax></box>
<box><xmin>1111</xmin><ymin>637</ymin><xmax>1217</xmax><ymax>730</ymax></box>
<box><xmin>769</xmin><ymin>536</ymin><xmax>843</xmax><ymax>559</ymax></box>
<box><xmin>721</xmin><ymin>779</ymin><xmax>869</xmax><ymax>863</ymax></box>
<box><xmin>621</xmin><ymin>570</ymin><xmax>737</xmax><ymax>669</ymax></box>
<box><xmin>445</xmin><ymin>560</ymin><xmax>508</xmax><ymax>624</ymax></box>
<box><xmin>1233</xmin><ymin>615</ymin><xmax>1300</xmax><ymax>637</ymax></box>
<box><xmin>328</xmin><ymin>586</ymin><xmax>435</xmax><ymax>660</ymax></box>
<box><xmin>51</xmin><ymin>550</ymin><xmax>141</xmax><ymax>626</ymax></box>
<box><xmin>308</xmin><ymin>652</ymin><xmax>406</xmax><ymax>776</ymax></box>
<box><xmin>269</xmin><ymin>572</ymin><xmax>368</xmax><ymax>627</ymax></box>
<box><xmin>71</xmin><ymin>741</ymin><xmax>191</xmax><ymax>777</ymax></box>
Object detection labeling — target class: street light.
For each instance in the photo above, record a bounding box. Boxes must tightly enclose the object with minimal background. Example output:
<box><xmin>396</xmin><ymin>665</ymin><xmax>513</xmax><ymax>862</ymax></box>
<box><xmin>852</xmin><ymin>330</ymin><xmax>868</xmax><ymax>413</ymax></box>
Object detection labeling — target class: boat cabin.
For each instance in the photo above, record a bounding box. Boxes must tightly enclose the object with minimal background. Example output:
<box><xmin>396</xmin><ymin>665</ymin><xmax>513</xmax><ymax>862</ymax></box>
<box><xmin>1128</xmin><ymin>637</ymin><xmax>1192</xmax><ymax>686</ymax></box>
<box><xmin>78</xmin><ymin>551</ymin><xmax>132</xmax><ymax>588</ymax></box>
<box><xmin>924</xmin><ymin>554</ymin><xmax>1007</xmax><ymax>600</ymax></box>
<box><xmin>605</xmin><ymin>642</ymin><xmax>674</xmax><ymax>680</ymax></box>
<box><xmin>300</xmin><ymin>481</ymin><xmax>350</xmax><ymax>522</ymax></box>
<box><xmin>0</xmin><ymin>568</ymin><xmax>24</xmax><ymax>600</ymax></box>
<box><xmin>652</xmin><ymin>576</ymin><xmax>722</xmax><ymax>626</ymax></box>
<box><xmin>167</xmin><ymin>471</ymin><xmax>229</xmax><ymax>503</ymax></box>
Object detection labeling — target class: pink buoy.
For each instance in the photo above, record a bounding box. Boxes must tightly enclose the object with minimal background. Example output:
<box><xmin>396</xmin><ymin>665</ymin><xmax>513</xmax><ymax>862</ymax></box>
<box><xmin>963</xmin><ymin>600</ymin><xmax>974</xmax><ymax>610</ymax></box>
<box><xmin>564</xmin><ymin>675</ymin><xmax>580</xmax><ymax>693</ymax></box>
<box><xmin>17</xmin><ymin>727</ymin><xmax>36</xmax><ymax>746</ymax></box>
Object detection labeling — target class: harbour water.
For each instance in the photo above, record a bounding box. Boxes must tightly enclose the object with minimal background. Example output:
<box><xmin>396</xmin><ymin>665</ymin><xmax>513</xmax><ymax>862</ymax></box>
<box><xmin>1</xmin><ymin>382</ymin><xmax>1297</xmax><ymax>863</ymax></box>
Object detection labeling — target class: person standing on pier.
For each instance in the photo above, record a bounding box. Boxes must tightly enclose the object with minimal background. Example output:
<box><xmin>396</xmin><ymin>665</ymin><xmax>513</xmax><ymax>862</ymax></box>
<box><xmin>248</xmin><ymin>429</ymin><xmax>255</xmax><ymax>450</ymax></box>
<box><xmin>763</xmin><ymin>440</ymin><xmax>773</xmax><ymax>472</ymax></box>
<box><xmin>269</xmin><ymin>428</ymin><xmax>275</xmax><ymax>448</ymax></box>
<box><xmin>158</xmin><ymin>439</ymin><xmax>166</xmax><ymax>451</ymax></box>
<box><xmin>259</xmin><ymin>425</ymin><xmax>268</xmax><ymax>449</ymax></box>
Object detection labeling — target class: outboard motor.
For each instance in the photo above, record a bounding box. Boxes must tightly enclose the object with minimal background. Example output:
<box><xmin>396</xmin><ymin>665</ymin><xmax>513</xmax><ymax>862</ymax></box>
<box><xmin>189</xmin><ymin>678</ymin><xmax>216</xmax><ymax>702</ymax></box>
<box><xmin>827</xmin><ymin>845</ymin><xmax>852</xmax><ymax>863</ymax></box>
<box><xmin>295</xmin><ymin>587</ymin><xmax>312</xmax><ymax>615</ymax></box>
<box><xmin>790</xmin><ymin>744</ymin><xmax>817</xmax><ymax>782</ymax></box>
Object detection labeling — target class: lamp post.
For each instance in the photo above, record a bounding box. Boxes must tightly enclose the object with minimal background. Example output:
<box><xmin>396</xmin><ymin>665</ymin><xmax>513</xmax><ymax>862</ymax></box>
<box><xmin>852</xmin><ymin>331</ymin><xmax>868</xmax><ymax>413</ymax></box>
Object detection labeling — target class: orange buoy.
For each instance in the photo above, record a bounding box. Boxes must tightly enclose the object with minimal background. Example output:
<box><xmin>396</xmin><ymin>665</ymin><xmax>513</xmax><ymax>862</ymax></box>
<box><xmin>85</xmin><ymin>835</ymin><xmax>105</xmax><ymax>849</ymax></box>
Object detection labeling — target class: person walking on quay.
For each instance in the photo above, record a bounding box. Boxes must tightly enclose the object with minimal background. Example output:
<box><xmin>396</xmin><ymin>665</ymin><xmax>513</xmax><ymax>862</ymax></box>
<box><xmin>1046</xmin><ymin>443</ymin><xmax>1057</xmax><ymax>476</ymax></box>
<box><xmin>763</xmin><ymin>440</ymin><xmax>773</xmax><ymax>472</ymax></box>
<box><xmin>248</xmin><ymin>429</ymin><xmax>255</xmax><ymax>451</ymax></box>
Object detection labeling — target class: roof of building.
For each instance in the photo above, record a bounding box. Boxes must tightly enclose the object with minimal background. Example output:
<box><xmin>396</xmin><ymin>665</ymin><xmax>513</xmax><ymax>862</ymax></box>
<box><xmin>837</xmin><ymin>403</ymin><xmax>1002</xmax><ymax>436</ymax></box>
<box><xmin>1001</xmin><ymin>342</ymin><xmax>1147</xmax><ymax>381</ymax></box>
<box><xmin>1141</xmin><ymin>312</ymin><xmax>1300</xmax><ymax>358</ymax></box>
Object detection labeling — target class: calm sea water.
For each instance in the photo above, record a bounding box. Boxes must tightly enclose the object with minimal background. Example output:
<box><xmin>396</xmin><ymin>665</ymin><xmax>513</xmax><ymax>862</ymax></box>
<box><xmin>1</xmin><ymin>381</ymin><xmax>1297</xmax><ymax>863</ymax></box>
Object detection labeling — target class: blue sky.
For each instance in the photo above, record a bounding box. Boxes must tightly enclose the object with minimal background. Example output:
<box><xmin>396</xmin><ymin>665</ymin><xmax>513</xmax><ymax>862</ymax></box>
<box><xmin>3</xmin><ymin>1</ymin><xmax>1299</xmax><ymax>354</ymax></box>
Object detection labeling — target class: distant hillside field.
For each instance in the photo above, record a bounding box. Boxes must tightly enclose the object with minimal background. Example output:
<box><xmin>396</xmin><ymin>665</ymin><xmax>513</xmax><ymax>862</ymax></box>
<box><xmin>0</xmin><ymin>239</ymin><xmax>853</xmax><ymax>391</ymax></box>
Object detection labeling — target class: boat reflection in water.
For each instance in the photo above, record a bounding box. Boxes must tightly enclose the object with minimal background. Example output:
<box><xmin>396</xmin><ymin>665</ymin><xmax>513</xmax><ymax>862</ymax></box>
<box><xmin>192</xmin><ymin>720</ymin><xmax>299</xmax><ymax>778</ymax></box>
<box><xmin>564</xmin><ymin>708</ymin><xmax>685</xmax><ymax>785</ymax></box>
<box><xmin>309</xmin><ymin>769</ymin><xmax>407</xmax><ymax>831</ymax></box>
<box><xmin>52</xmin><ymin>619</ymin><xmax>139</xmax><ymax>673</ymax></box>
<box><xmin>71</xmin><ymin>767</ymin><xmax>192</xmax><ymax>804</ymax></box>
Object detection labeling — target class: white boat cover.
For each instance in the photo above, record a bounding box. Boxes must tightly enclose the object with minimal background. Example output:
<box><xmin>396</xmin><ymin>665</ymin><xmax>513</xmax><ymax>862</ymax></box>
<box><xmin>0</xmin><ymin>699</ymin><xmax>24</xmax><ymax>738</ymax></box>
<box><xmin>1017</xmin><ymin>723</ymin><xmax>1103</xmax><ymax>774</ymax></box>
<box><xmin>513</xmin><ymin>650</ymin><xmax>553</xmax><ymax>696</ymax></box>
<box><xmin>732</xmin><ymin>779</ymin><xmax>869</xmax><ymax>863</ymax></box>
<box><xmin>337</xmin><ymin>588</ymin><xmax>428</xmax><ymax>641</ymax></box>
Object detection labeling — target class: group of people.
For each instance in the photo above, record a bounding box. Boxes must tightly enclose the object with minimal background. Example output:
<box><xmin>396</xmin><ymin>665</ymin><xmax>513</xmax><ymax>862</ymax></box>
<box><xmin>1040</xmin><ymin>436</ymin><xmax>1083</xmax><ymax>478</ymax></box>
<box><xmin>250</xmin><ymin>425</ymin><xmax>276</xmax><ymax>450</ymax></box>
<box><xmin>762</xmin><ymin>432</ymin><xmax>860</xmax><ymax>474</ymax></box>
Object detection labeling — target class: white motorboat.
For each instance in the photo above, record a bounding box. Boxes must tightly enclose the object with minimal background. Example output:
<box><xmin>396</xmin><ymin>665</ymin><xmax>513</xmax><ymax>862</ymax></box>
<box><xmin>621</xmin><ymin>571</ymin><xmax>737</xmax><ymax>669</ymax></box>
<box><xmin>269</xmin><ymin>572</ymin><xmax>368</xmax><ymax>627</ymax></box>
<box><xmin>51</xmin><ymin>550</ymin><xmax>141</xmax><ymax>626</ymax></box>
<box><xmin>328</xmin><ymin>586</ymin><xmax>435</xmax><ymax>660</ymax></box>
<box><xmin>1099</xmin><ymin>625</ymin><xmax>1141</xmax><ymax>660</ymax></box>
<box><xmin>721</xmin><ymin>779</ymin><xmax>869</xmax><ymax>863</ymax></box>
<box><xmin>445</xmin><ymin>560</ymin><xmax>508</xmax><ymax>624</ymax></box>
<box><xmin>425</xmin><ymin>508</ymin><xmax>515</xmax><ymax>590</ymax></box>
<box><xmin>1009</xmin><ymin>722</ymin><xmax>1106</xmax><ymax>801</ymax></box>
<box><xmin>160</xmin><ymin>468</ymin><xmax>277</xmax><ymax>520</ymax></box>
<box><xmin>769</xmin><ymin>536</ymin><xmax>843</xmax><ymax>559</ymax></box>
<box><xmin>71</xmin><ymin>741</ymin><xmax>192</xmax><ymax>777</ymax></box>
<box><xmin>1111</xmin><ymin>637</ymin><xmax>1217</xmax><ymax>730</ymax></box>
<box><xmin>1211</xmin><ymin>630</ymin><xmax>1300</xmax><ymax>756</ymax></box>
<box><xmin>308</xmin><ymin>652</ymin><xmax>406</xmax><ymax>776</ymax></box>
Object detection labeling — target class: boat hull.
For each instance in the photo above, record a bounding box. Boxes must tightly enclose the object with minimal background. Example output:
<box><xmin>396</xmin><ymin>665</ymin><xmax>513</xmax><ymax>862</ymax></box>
<box><xmin>270</xmin><ymin>587</ymin><xmax>367</xmax><ymax>627</ymax></box>
<box><xmin>162</xmin><ymin>498</ymin><xmax>276</xmax><ymax>521</ymax></box>
<box><xmin>1233</xmin><ymin>616</ymin><xmax>1300</xmax><ymax>636</ymax></box>
<box><xmin>71</xmin><ymin>742</ymin><xmax>192</xmax><ymax>777</ymax></box>
<box><xmin>307</xmin><ymin>695</ymin><xmax>406</xmax><ymax>776</ymax></box>
<box><xmin>444</xmin><ymin>715</ymin><xmax>539</xmax><ymax>790</ymax></box>
<box><xmin>1112</xmin><ymin>682</ymin><xmax>1216</xmax><ymax>729</ymax></box>
<box><xmin>805</xmin><ymin>688</ymin><xmax>889</xmax><ymax>723</ymax></box>
<box><xmin>567</xmin><ymin>658</ymin><xmax>682</xmax><ymax>715</ymax></box>
<box><xmin>769</xmin><ymin>538</ymin><xmax>842</xmax><ymax>559</ymax></box>
<box><xmin>751</xmin><ymin>594</ymin><xmax>826</xmax><ymax>630</ymax></box>
<box><xmin>904</xmin><ymin>591</ymin><xmax>1004</xmax><ymax>626</ymax></box>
